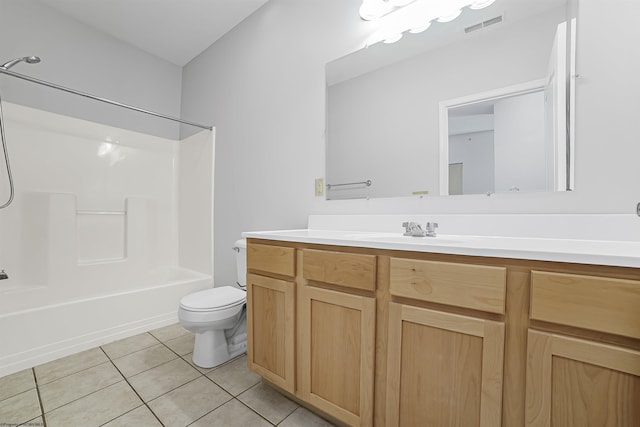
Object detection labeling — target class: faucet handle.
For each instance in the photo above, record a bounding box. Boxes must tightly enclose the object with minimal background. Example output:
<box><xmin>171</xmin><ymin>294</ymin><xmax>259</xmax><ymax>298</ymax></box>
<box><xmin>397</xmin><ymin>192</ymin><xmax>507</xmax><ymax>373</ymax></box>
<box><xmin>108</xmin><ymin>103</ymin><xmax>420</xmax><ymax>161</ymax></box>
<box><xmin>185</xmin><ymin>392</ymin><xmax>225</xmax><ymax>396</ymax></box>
<box><xmin>403</xmin><ymin>221</ymin><xmax>424</xmax><ymax>236</ymax></box>
<box><xmin>425</xmin><ymin>222</ymin><xmax>438</xmax><ymax>236</ymax></box>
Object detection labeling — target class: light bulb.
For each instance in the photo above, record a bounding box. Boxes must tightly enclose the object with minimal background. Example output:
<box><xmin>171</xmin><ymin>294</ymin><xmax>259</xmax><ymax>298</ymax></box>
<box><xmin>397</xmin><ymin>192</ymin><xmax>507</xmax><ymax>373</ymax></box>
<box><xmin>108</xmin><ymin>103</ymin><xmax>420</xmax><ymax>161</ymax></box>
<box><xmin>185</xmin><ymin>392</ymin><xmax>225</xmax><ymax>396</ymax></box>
<box><xmin>409</xmin><ymin>21</ymin><xmax>431</xmax><ymax>34</ymax></box>
<box><xmin>359</xmin><ymin>0</ymin><xmax>393</xmax><ymax>20</ymax></box>
<box><xmin>389</xmin><ymin>0</ymin><xmax>415</xmax><ymax>6</ymax></box>
<box><xmin>384</xmin><ymin>33</ymin><xmax>403</xmax><ymax>43</ymax></box>
<box><xmin>469</xmin><ymin>0</ymin><xmax>496</xmax><ymax>10</ymax></box>
<box><xmin>437</xmin><ymin>9</ymin><xmax>462</xmax><ymax>22</ymax></box>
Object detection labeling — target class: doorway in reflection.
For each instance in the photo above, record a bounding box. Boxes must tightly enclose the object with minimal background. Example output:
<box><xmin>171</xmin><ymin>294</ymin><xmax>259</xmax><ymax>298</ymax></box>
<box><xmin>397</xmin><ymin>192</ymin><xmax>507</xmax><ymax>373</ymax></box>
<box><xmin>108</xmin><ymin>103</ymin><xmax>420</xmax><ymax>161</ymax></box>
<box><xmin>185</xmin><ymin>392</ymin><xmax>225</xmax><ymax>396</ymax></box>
<box><xmin>447</xmin><ymin>89</ymin><xmax>547</xmax><ymax>195</ymax></box>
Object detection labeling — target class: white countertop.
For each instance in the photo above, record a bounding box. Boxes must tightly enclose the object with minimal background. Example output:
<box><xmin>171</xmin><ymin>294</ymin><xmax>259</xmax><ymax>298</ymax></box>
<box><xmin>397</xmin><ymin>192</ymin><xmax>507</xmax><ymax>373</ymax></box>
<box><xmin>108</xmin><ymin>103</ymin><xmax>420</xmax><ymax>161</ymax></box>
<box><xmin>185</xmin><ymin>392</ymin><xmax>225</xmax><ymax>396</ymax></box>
<box><xmin>242</xmin><ymin>229</ymin><xmax>640</xmax><ymax>268</ymax></box>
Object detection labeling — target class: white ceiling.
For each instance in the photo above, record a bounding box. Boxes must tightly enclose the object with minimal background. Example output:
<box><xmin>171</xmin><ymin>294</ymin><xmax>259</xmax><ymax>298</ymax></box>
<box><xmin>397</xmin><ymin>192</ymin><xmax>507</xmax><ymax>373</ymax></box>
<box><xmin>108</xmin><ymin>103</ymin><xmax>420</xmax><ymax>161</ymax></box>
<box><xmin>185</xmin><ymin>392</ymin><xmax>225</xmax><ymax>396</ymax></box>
<box><xmin>38</xmin><ymin>0</ymin><xmax>269</xmax><ymax>66</ymax></box>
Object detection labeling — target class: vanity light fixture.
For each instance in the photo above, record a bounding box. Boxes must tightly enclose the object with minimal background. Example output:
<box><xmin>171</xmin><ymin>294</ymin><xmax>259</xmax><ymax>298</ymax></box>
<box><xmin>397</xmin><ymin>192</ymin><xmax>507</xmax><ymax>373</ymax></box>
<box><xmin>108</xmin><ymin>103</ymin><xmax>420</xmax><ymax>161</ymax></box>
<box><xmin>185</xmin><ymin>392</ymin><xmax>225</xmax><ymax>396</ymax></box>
<box><xmin>469</xmin><ymin>0</ymin><xmax>497</xmax><ymax>10</ymax></box>
<box><xmin>409</xmin><ymin>22</ymin><xmax>431</xmax><ymax>34</ymax></box>
<box><xmin>437</xmin><ymin>9</ymin><xmax>463</xmax><ymax>23</ymax></box>
<box><xmin>361</xmin><ymin>0</ymin><xmax>497</xmax><ymax>45</ymax></box>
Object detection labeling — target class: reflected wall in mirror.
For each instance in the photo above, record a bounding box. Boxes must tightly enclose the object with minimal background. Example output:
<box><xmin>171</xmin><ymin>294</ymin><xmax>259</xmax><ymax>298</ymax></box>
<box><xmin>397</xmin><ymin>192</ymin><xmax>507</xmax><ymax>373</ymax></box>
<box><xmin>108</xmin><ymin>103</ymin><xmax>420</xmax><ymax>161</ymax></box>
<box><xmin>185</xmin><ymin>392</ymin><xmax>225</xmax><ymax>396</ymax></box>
<box><xmin>326</xmin><ymin>0</ymin><xmax>577</xmax><ymax>200</ymax></box>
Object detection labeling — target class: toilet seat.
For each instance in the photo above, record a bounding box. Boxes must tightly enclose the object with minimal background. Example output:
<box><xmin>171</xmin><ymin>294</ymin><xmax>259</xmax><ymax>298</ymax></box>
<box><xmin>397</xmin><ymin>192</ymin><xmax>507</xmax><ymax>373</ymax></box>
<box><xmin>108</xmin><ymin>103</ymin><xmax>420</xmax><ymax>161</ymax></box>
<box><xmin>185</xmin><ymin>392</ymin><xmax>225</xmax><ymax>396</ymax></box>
<box><xmin>179</xmin><ymin>286</ymin><xmax>245</xmax><ymax>312</ymax></box>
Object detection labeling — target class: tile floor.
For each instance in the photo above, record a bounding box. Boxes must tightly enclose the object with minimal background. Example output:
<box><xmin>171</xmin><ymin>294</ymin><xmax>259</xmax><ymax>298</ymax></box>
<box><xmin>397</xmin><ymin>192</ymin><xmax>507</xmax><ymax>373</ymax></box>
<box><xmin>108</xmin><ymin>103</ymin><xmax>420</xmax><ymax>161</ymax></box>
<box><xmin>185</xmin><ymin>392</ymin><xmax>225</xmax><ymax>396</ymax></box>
<box><xmin>0</xmin><ymin>324</ymin><xmax>335</xmax><ymax>427</ymax></box>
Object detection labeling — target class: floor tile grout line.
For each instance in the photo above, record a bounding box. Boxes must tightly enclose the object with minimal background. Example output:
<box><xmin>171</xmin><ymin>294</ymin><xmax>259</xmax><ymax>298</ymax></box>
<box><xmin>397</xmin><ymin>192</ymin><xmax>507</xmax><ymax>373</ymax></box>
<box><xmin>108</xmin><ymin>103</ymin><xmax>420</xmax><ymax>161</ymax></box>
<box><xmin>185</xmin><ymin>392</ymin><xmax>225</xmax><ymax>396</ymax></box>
<box><xmin>97</xmin><ymin>404</ymin><xmax>147</xmax><ymax>427</ymax></box>
<box><xmin>101</xmin><ymin>343</ymin><xmax>180</xmax><ymax>376</ymax></box>
<box><xmin>145</xmin><ymin>374</ymin><xmax>208</xmax><ymax>405</ymax></box>
<box><xmin>276</xmin><ymin>404</ymin><xmax>300</xmax><ymax>426</ymax></box>
<box><xmin>99</xmin><ymin>330</ymin><xmax>190</xmax><ymax>385</ymax></box>
<box><xmin>110</xmin><ymin>350</ymin><xmax>180</xmax><ymax>380</ymax></box>
<box><xmin>102</xmin><ymin>335</ymin><xmax>163</xmax><ymax>361</ymax></box>
<box><xmin>231</xmin><ymin>381</ymin><xmax>300</xmax><ymax>426</ymax></box>
<box><xmin>38</xmin><ymin>378</ymin><xmax>129</xmax><ymax>418</ymax></box>
<box><xmin>235</xmin><ymin>396</ymin><xmax>282</xmax><ymax>426</ymax></box>
<box><xmin>97</xmin><ymin>346</ymin><xmax>166</xmax><ymax>427</ymax></box>
<box><xmin>35</xmin><ymin>362</ymin><xmax>125</xmax><ymax>415</ymax></box>
<box><xmin>156</xmin><ymin>337</ymin><xmax>193</xmax><ymax>362</ymax></box>
<box><xmin>184</xmin><ymin>396</ymin><xmax>274</xmax><ymax>427</ymax></box>
<box><xmin>148</xmin><ymin>329</ymin><xmax>191</xmax><ymax>343</ymax></box>
<box><xmin>202</xmin><ymin>372</ymin><xmax>258</xmax><ymax>399</ymax></box>
<box><xmin>182</xmin><ymin>394</ymin><xmax>235</xmax><ymax>427</ymax></box>
<box><xmin>34</xmin><ymin>356</ymin><xmax>111</xmax><ymax>387</ymax></box>
<box><xmin>31</xmin><ymin>367</ymin><xmax>47</xmax><ymax>427</ymax></box>
<box><xmin>0</xmin><ymin>383</ymin><xmax>37</xmax><ymax>405</ymax></box>
<box><xmin>36</xmin><ymin>359</ymin><xmax>114</xmax><ymax>386</ymax></box>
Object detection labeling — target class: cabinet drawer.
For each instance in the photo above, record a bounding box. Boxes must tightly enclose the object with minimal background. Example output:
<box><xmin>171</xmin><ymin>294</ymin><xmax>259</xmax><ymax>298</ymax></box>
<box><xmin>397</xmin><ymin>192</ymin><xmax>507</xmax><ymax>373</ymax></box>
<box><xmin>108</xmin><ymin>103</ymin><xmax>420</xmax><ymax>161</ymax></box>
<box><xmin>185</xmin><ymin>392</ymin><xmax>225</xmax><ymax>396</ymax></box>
<box><xmin>531</xmin><ymin>271</ymin><xmax>640</xmax><ymax>339</ymax></box>
<box><xmin>247</xmin><ymin>243</ymin><xmax>295</xmax><ymax>277</ymax></box>
<box><xmin>303</xmin><ymin>249</ymin><xmax>376</xmax><ymax>292</ymax></box>
<box><xmin>390</xmin><ymin>258</ymin><xmax>506</xmax><ymax>314</ymax></box>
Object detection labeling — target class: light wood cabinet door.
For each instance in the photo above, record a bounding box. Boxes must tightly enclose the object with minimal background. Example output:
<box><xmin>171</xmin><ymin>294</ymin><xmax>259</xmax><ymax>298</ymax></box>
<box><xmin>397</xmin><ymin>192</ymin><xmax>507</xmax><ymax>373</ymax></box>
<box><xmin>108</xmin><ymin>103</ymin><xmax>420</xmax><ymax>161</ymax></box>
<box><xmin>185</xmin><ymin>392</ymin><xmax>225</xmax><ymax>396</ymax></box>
<box><xmin>386</xmin><ymin>302</ymin><xmax>505</xmax><ymax>427</ymax></box>
<box><xmin>526</xmin><ymin>330</ymin><xmax>640</xmax><ymax>426</ymax></box>
<box><xmin>246</xmin><ymin>273</ymin><xmax>295</xmax><ymax>393</ymax></box>
<box><xmin>299</xmin><ymin>285</ymin><xmax>376</xmax><ymax>426</ymax></box>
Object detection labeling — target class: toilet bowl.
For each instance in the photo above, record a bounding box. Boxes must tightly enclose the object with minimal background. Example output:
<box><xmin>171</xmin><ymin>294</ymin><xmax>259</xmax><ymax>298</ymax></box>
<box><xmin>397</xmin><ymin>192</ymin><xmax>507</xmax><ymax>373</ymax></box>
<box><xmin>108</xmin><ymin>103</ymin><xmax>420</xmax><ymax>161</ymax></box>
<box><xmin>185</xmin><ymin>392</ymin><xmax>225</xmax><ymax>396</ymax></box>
<box><xmin>178</xmin><ymin>239</ymin><xmax>247</xmax><ymax>368</ymax></box>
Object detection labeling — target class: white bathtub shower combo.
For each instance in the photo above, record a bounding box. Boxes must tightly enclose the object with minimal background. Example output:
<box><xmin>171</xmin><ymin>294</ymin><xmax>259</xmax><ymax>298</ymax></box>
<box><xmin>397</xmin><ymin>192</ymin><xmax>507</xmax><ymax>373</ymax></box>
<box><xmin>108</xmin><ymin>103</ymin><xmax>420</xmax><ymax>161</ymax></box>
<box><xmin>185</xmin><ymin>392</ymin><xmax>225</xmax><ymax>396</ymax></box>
<box><xmin>0</xmin><ymin>56</ymin><xmax>217</xmax><ymax>376</ymax></box>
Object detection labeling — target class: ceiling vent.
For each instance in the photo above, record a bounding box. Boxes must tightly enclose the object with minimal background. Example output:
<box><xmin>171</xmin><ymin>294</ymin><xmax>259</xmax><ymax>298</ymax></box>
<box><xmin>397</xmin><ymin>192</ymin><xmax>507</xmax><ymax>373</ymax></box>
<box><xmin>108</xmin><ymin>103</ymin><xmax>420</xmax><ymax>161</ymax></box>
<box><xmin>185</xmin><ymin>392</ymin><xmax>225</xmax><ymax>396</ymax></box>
<box><xmin>465</xmin><ymin>15</ymin><xmax>503</xmax><ymax>33</ymax></box>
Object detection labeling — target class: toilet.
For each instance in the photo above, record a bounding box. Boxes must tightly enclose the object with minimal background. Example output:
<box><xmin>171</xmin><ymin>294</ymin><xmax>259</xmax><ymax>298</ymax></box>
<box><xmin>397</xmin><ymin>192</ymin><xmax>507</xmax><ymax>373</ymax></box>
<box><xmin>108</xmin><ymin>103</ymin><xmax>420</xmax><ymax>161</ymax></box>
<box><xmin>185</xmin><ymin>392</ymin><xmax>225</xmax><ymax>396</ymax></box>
<box><xmin>178</xmin><ymin>239</ymin><xmax>247</xmax><ymax>368</ymax></box>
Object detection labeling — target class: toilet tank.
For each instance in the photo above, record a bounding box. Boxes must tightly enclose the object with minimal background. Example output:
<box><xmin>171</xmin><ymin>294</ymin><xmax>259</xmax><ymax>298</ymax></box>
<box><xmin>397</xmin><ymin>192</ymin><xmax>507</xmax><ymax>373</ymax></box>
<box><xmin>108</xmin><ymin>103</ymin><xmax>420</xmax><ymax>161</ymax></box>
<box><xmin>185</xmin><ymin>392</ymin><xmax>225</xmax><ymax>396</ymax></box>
<box><xmin>234</xmin><ymin>239</ymin><xmax>247</xmax><ymax>288</ymax></box>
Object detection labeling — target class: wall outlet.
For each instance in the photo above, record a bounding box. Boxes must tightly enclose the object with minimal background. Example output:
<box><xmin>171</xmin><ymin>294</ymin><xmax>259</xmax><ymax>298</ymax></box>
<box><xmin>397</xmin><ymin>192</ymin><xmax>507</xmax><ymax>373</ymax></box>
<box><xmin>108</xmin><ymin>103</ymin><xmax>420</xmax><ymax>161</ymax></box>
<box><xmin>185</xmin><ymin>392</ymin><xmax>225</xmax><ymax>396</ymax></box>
<box><xmin>315</xmin><ymin>178</ymin><xmax>324</xmax><ymax>196</ymax></box>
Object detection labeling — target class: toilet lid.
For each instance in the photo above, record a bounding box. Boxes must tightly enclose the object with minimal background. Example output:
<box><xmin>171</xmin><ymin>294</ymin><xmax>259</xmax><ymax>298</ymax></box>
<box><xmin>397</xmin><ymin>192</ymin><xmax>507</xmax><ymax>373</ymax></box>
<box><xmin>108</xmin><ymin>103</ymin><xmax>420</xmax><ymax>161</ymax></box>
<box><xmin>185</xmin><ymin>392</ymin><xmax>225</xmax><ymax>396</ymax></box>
<box><xmin>180</xmin><ymin>286</ymin><xmax>246</xmax><ymax>311</ymax></box>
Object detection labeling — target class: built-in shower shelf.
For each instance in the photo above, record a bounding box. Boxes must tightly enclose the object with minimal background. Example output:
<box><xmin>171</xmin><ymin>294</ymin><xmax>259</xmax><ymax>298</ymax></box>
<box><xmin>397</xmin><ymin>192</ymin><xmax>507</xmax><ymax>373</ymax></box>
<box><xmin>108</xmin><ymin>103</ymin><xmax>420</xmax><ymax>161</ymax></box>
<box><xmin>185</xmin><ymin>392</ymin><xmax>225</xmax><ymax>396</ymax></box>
<box><xmin>77</xmin><ymin>210</ymin><xmax>126</xmax><ymax>215</ymax></box>
<box><xmin>77</xmin><ymin>257</ymin><xmax>127</xmax><ymax>266</ymax></box>
<box><xmin>76</xmin><ymin>209</ymin><xmax>127</xmax><ymax>264</ymax></box>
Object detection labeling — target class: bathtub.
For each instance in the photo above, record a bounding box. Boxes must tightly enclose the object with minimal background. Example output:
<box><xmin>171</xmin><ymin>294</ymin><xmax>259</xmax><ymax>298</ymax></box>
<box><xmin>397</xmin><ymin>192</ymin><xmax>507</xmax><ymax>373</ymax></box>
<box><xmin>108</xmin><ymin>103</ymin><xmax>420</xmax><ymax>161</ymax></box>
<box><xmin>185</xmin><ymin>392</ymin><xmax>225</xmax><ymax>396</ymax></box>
<box><xmin>0</xmin><ymin>266</ymin><xmax>211</xmax><ymax>377</ymax></box>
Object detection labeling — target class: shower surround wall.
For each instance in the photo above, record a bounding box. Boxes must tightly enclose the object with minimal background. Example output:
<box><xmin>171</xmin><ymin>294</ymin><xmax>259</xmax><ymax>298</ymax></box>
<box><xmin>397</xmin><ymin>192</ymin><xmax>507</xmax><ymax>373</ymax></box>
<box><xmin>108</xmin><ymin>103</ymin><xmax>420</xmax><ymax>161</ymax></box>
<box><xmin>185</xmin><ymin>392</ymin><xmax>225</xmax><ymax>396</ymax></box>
<box><xmin>0</xmin><ymin>102</ymin><xmax>213</xmax><ymax>376</ymax></box>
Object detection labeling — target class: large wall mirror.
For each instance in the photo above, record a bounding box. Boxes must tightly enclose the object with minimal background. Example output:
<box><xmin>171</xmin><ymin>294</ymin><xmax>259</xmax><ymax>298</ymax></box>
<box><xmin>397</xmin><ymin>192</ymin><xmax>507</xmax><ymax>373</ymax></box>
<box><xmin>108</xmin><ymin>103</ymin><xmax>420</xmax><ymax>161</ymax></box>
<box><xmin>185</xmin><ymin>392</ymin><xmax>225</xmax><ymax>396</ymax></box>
<box><xmin>326</xmin><ymin>0</ymin><xmax>577</xmax><ymax>200</ymax></box>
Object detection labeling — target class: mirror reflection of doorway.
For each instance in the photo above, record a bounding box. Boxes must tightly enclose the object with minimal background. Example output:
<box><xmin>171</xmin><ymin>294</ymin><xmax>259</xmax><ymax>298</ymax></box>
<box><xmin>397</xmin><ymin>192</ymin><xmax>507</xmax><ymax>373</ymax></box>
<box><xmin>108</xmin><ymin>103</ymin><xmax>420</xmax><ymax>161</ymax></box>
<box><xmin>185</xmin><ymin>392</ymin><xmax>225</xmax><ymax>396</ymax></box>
<box><xmin>449</xmin><ymin>162</ymin><xmax>463</xmax><ymax>195</ymax></box>
<box><xmin>440</xmin><ymin>21</ymin><xmax>570</xmax><ymax>196</ymax></box>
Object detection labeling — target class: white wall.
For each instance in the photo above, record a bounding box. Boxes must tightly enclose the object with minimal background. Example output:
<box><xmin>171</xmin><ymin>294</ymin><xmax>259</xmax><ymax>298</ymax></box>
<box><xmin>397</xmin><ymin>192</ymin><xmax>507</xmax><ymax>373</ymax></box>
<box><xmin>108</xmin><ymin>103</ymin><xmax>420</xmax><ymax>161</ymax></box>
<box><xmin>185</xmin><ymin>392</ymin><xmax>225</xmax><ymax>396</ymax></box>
<box><xmin>0</xmin><ymin>0</ymin><xmax>183</xmax><ymax>139</ymax></box>
<box><xmin>494</xmin><ymin>91</ymin><xmax>546</xmax><ymax>193</ymax></box>
<box><xmin>449</xmin><ymin>131</ymin><xmax>495</xmax><ymax>194</ymax></box>
<box><xmin>184</xmin><ymin>0</ymin><xmax>640</xmax><ymax>286</ymax></box>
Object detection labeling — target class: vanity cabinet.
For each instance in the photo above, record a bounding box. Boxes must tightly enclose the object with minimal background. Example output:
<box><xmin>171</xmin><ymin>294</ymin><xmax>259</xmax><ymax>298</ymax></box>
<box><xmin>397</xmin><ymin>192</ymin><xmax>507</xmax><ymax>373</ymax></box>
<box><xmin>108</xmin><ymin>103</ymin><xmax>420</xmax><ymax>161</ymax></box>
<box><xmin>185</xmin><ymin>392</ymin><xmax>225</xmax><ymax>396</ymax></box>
<box><xmin>386</xmin><ymin>257</ymin><xmax>506</xmax><ymax>426</ymax></box>
<box><xmin>526</xmin><ymin>271</ymin><xmax>640</xmax><ymax>426</ymax></box>
<box><xmin>245</xmin><ymin>239</ymin><xmax>640</xmax><ymax>427</ymax></box>
<box><xmin>299</xmin><ymin>248</ymin><xmax>376</xmax><ymax>426</ymax></box>
<box><xmin>246</xmin><ymin>244</ymin><xmax>296</xmax><ymax>393</ymax></box>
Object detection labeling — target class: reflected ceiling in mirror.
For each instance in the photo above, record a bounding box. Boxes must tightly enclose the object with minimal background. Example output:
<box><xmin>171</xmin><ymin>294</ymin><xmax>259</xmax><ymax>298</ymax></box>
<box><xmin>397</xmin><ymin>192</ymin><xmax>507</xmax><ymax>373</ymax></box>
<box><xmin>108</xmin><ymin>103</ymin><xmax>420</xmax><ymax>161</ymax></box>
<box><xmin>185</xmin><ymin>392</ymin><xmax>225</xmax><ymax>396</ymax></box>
<box><xmin>326</xmin><ymin>0</ymin><xmax>576</xmax><ymax>200</ymax></box>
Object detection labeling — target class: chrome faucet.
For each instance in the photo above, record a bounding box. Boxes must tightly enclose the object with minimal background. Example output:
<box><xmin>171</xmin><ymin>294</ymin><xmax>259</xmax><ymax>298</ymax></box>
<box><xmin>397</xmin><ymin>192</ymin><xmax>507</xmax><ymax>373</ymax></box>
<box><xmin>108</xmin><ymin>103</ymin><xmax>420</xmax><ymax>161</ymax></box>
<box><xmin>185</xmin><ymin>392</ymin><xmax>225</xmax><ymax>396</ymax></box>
<box><xmin>402</xmin><ymin>221</ymin><xmax>438</xmax><ymax>237</ymax></box>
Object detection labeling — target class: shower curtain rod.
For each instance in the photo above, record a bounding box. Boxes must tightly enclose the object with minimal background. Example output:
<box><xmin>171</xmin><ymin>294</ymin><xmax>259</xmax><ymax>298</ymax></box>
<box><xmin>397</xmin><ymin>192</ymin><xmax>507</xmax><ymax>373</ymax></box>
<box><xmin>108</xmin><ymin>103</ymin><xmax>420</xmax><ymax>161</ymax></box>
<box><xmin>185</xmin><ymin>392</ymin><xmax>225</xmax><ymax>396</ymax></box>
<box><xmin>0</xmin><ymin>68</ymin><xmax>213</xmax><ymax>131</ymax></box>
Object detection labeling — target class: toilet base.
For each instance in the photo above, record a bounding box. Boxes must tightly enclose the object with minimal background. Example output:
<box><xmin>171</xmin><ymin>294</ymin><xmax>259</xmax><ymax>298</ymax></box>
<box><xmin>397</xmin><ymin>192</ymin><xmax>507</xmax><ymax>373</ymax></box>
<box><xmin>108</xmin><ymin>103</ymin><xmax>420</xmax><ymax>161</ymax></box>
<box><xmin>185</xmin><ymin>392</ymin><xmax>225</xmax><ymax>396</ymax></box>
<box><xmin>191</xmin><ymin>329</ymin><xmax>247</xmax><ymax>369</ymax></box>
<box><xmin>192</xmin><ymin>329</ymin><xmax>227</xmax><ymax>368</ymax></box>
